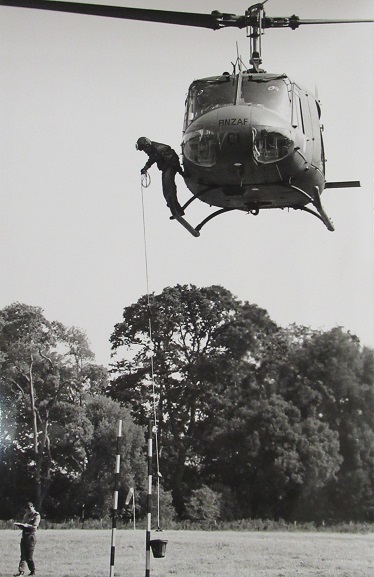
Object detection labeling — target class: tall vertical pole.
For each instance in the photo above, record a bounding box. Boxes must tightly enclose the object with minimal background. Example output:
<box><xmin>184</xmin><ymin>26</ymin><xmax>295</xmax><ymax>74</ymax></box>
<box><xmin>145</xmin><ymin>419</ymin><xmax>153</xmax><ymax>577</ymax></box>
<box><xmin>109</xmin><ymin>419</ymin><xmax>122</xmax><ymax>577</ymax></box>
<box><xmin>133</xmin><ymin>489</ymin><xmax>136</xmax><ymax>530</ymax></box>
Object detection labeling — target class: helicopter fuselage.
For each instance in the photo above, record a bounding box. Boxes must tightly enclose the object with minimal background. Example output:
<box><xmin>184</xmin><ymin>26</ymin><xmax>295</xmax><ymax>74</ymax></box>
<box><xmin>182</xmin><ymin>72</ymin><xmax>325</xmax><ymax>214</ymax></box>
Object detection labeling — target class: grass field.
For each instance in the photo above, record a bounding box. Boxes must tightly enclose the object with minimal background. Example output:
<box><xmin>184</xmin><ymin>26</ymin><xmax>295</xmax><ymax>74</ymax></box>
<box><xmin>1</xmin><ymin>528</ymin><xmax>373</xmax><ymax>577</ymax></box>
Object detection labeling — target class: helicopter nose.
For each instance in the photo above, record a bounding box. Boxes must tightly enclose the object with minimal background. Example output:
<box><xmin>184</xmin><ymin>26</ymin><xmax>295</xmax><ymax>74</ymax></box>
<box><xmin>183</xmin><ymin>105</ymin><xmax>294</xmax><ymax>168</ymax></box>
<box><xmin>222</xmin><ymin>105</ymin><xmax>294</xmax><ymax>164</ymax></box>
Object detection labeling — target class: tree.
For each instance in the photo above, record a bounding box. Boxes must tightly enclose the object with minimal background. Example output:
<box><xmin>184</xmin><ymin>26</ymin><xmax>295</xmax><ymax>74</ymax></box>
<box><xmin>109</xmin><ymin>287</ymin><xmax>374</xmax><ymax>522</ymax></box>
<box><xmin>205</xmin><ymin>392</ymin><xmax>342</xmax><ymax>521</ymax></box>
<box><xmin>109</xmin><ymin>284</ymin><xmax>277</xmax><ymax>513</ymax></box>
<box><xmin>276</xmin><ymin>328</ymin><xmax>374</xmax><ymax>521</ymax></box>
<box><xmin>81</xmin><ymin>396</ymin><xmax>146</xmax><ymax>519</ymax></box>
<box><xmin>0</xmin><ymin>303</ymin><xmax>108</xmax><ymax>512</ymax></box>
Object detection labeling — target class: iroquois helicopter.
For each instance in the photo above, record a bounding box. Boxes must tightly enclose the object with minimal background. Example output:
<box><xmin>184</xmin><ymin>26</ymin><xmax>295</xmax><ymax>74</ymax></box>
<box><xmin>2</xmin><ymin>1</ymin><xmax>373</xmax><ymax>236</ymax></box>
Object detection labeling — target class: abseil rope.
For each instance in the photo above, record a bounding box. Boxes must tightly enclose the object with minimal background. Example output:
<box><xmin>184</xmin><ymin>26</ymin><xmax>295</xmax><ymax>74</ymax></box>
<box><xmin>140</xmin><ymin>173</ymin><xmax>162</xmax><ymax>530</ymax></box>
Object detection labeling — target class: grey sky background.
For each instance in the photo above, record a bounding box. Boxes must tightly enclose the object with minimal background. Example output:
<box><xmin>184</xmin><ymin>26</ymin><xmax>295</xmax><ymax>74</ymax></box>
<box><xmin>1</xmin><ymin>0</ymin><xmax>373</xmax><ymax>366</ymax></box>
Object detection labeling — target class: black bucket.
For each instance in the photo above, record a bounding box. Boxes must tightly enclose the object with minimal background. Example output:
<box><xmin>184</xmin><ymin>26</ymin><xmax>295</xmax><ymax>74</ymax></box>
<box><xmin>150</xmin><ymin>539</ymin><xmax>168</xmax><ymax>558</ymax></box>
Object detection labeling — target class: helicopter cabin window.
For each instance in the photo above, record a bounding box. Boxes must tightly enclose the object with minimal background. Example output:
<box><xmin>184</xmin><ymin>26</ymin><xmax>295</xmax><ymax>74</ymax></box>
<box><xmin>240</xmin><ymin>77</ymin><xmax>291</xmax><ymax>120</ymax></box>
<box><xmin>292</xmin><ymin>86</ymin><xmax>316</xmax><ymax>138</ymax></box>
<box><xmin>298</xmin><ymin>98</ymin><xmax>305</xmax><ymax>133</ymax></box>
<box><xmin>185</xmin><ymin>75</ymin><xmax>236</xmax><ymax>126</ymax></box>
<box><xmin>292</xmin><ymin>89</ymin><xmax>304</xmax><ymax>133</ymax></box>
<box><xmin>308</xmin><ymin>95</ymin><xmax>325</xmax><ymax>170</ymax></box>
<box><xmin>301</xmin><ymin>95</ymin><xmax>314</xmax><ymax>137</ymax></box>
<box><xmin>306</xmin><ymin>96</ymin><xmax>320</xmax><ymax>138</ymax></box>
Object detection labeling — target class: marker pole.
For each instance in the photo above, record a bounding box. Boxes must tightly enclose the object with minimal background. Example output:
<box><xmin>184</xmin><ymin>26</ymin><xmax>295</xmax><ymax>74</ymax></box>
<box><xmin>145</xmin><ymin>419</ymin><xmax>152</xmax><ymax>577</ymax></box>
<box><xmin>109</xmin><ymin>419</ymin><xmax>122</xmax><ymax>577</ymax></box>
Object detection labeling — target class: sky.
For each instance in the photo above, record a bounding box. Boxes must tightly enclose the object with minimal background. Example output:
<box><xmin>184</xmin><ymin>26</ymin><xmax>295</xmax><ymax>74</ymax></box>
<box><xmin>1</xmin><ymin>0</ymin><xmax>373</xmax><ymax>367</ymax></box>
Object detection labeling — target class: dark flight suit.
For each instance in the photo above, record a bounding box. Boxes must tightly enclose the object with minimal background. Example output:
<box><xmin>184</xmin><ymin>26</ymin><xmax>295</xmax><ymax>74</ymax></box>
<box><xmin>18</xmin><ymin>510</ymin><xmax>41</xmax><ymax>575</ymax></box>
<box><xmin>141</xmin><ymin>141</ymin><xmax>185</xmax><ymax>218</ymax></box>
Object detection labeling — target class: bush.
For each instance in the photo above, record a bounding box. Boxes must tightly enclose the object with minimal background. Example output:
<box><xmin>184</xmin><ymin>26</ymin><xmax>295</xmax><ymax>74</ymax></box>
<box><xmin>185</xmin><ymin>485</ymin><xmax>222</xmax><ymax>522</ymax></box>
<box><xmin>151</xmin><ymin>486</ymin><xmax>177</xmax><ymax>526</ymax></box>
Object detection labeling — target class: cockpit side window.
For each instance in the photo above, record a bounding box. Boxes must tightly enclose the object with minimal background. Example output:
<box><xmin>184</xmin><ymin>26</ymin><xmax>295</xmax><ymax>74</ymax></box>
<box><xmin>184</xmin><ymin>76</ymin><xmax>236</xmax><ymax>127</ymax></box>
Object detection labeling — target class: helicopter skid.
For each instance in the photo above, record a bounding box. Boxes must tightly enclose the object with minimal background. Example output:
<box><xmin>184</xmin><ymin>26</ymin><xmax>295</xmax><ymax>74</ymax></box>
<box><xmin>173</xmin><ymin>215</ymin><xmax>200</xmax><ymax>237</ymax></box>
<box><xmin>289</xmin><ymin>184</ymin><xmax>334</xmax><ymax>231</ymax></box>
<box><xmin>181</xmin><ymin>180</ymin><xmax>335</xmax><ymax>233</ymax></box>
<box><xmin>311</xmin><ymin>185</ymin><xmax>335</xmax><ymax>231</ymax></box>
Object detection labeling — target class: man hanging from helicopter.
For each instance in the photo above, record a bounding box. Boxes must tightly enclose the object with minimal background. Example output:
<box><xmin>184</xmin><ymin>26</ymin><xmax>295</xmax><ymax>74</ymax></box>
<box><xmin>136</xmin><ymin>137</ymin><xmax>185</xmax><ymax>219</ymax></box>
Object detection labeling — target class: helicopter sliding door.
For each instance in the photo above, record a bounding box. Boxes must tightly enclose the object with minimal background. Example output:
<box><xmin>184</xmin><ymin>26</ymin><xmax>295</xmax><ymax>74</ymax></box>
<box><xmin>306</xmin><ymin>95</ymin><xmax>325</xmax><ymax>174</ymax></box>
<box><xmin>292</xmin><ymin>84</ymin><xmax>324</xmax><ymax>174</ymax></box>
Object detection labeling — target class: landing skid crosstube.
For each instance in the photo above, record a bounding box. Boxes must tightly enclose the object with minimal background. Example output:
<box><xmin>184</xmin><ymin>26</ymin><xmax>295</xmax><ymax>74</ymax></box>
<box><xmin>291</xmin><ymin>181</ymin><xmax>361</xmax><ymax>232</ymax></box>
<box><xmin>173</xmin><ymin>181</ymin><xmax>361</xmax><ymax>236</ymax></box>
<box><xmin>172</xmin><ymin>206</ymin><xmax>236</xmax><ymax>237</ymax></box>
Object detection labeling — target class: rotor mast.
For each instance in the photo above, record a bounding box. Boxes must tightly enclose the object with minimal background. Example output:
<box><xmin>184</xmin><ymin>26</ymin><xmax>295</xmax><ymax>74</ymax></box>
<box><xmin>246</xmin><ymin>3</ymin><xmax>267</xmax><ymax>72</ymax></box>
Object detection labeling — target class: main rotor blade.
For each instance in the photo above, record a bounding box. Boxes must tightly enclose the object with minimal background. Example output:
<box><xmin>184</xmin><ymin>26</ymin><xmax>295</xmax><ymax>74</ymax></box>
<box><xmin>1</xmin><ymin>1</ymin><xmax>372</xmax><ymax>30</ymax></box>
<box><xmin>0</xmin><ymin>0</ymin><xmax>246</xmax><ymax>29</ymax></box>
<box><xmin>297</xmin><ymin>18</ymin><xmax>374</xmax><ymax>25</ymax></box>
<box><xmin>263</xmin><ymin>15</ymin><xmax>374</xmax><ymax>29</ymax></box>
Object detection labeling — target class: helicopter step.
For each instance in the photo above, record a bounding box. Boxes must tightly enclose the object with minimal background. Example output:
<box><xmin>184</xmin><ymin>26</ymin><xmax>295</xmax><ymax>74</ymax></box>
<box><xmin>172</xmin><ymin>215</ymin><xmax>200</xmax><ymax>237</ymax></box>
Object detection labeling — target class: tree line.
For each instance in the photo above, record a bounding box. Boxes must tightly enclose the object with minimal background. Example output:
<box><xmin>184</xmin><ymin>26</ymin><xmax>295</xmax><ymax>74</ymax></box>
<box><xmin>0</xmin><ymin>286</ymin><xmax>373</xmax><ymax>524</ymax></box>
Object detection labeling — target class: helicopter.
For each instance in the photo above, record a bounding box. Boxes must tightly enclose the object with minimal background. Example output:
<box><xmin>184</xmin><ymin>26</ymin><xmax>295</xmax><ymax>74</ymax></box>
<box><xmin>1</xmin><ymin>0</ymin><xmax>373</xmax><ymax>236</ymax></box>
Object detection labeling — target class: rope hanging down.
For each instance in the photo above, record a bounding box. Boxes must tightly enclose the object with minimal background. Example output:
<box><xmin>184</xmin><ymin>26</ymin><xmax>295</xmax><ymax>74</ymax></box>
<box><xmin>140</xmin><ymin>175</ymin><xmax>162</xmax><ymax>530</ymax></box>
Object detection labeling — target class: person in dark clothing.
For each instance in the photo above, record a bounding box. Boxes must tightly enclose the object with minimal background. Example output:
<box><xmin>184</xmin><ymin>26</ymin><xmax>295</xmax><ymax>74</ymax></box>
<box><xmin>136</xmin><ymin>137</ymin><xmax>185</xmax><ymax>218</ymax></box>
<box><xmin>14</xmin><ymin>502</ymin><xmax>41</xmax><ymax>576</ymax></box>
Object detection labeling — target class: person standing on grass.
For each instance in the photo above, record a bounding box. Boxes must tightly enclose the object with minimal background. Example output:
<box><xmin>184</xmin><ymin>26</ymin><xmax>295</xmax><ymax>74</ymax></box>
<box><xmin>14</xmin><ymin>501</ymin><xmax>41</xmax><ymax>576</ymax></box>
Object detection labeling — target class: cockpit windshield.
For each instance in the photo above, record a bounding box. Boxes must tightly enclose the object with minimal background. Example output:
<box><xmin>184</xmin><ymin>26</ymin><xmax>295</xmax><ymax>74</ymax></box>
<box><xmin>185</xmin><ymin>75</ymin><xmax>236</xmax><ymax>125</ymax></box>
<box><xmin>184</xmin><ymin>74</ymin><xmax>291</xmax><ymax>128</ymax></box>
<box><xmin>240</xmin><ymin>76</ymin><xmax>291</xmax><ymax>120</ymax></box>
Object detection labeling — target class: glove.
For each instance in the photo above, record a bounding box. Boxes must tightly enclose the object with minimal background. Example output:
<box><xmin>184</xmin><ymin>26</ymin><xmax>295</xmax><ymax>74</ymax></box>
<box><xmin>141</xmin><ymin>168</ymin><xmax>147</xmax><ymax>175</ymax></box>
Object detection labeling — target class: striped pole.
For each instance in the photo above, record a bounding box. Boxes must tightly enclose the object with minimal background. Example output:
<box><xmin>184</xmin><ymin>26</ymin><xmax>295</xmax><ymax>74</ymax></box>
<box><xmin>109</xmin><ymin>419</ymin><xmax>122</xmax><ymax>577</ymax></box>
<box><xmin>145</xmin><ymin>419</ymin><xmax>153</xmax><ymax>577</ymax></box>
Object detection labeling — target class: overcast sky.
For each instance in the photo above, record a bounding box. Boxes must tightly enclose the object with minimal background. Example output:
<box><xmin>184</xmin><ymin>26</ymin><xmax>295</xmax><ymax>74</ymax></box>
<box><xmin>1</xmin><ymin>0</ymin><xmax>373</xmax><ymax>366</ymax></box>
